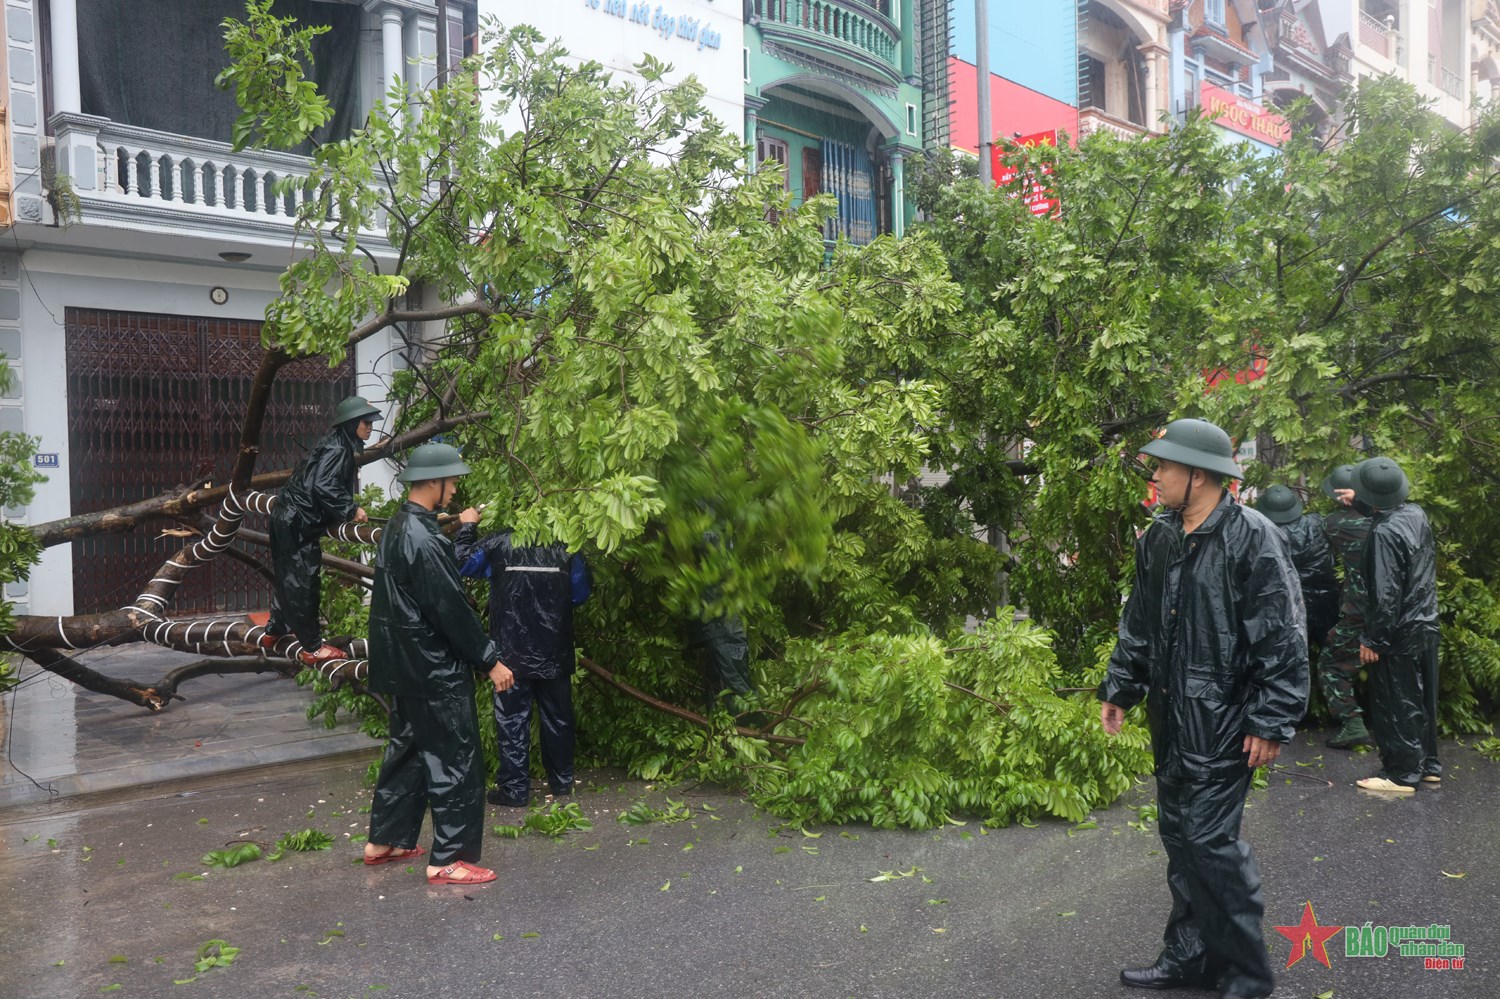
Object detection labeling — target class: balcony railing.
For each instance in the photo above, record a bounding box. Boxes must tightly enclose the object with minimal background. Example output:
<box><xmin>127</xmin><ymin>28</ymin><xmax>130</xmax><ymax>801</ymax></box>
<box><xmin>96</xmin><ymin>124</ymin><xmax>322</xmax><ymax>221</ymax></box>
<box><xmin>1359</xmin><ymin>9</ymin><xmax>1392</xmax><ymax>57</ymax></box>
<box><xmin>753</xmin><ymin>0</ymin><xmax>901</xmax><ymax>74</ymax></box>
<box><xmin>52</xmin><ymin>115</ymin><xmax>381</xmax><ymax>238</ymax></box>
<box><xmin>1441</xmin><ymin>67</ymin><xmax>1465</xmax><ymax>99</ymax></box>
<box><xmin>1077</xmin><ymin>107</ymin><xmax>1149</xmax><ymax>140</ymax></box>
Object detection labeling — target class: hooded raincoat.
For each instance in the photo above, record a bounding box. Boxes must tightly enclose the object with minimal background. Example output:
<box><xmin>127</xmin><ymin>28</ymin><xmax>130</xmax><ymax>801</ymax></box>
<box><xmin>455</xmin><ymin>526</ymin><xmax>586</xmax><ymax>802</ymax></box>
<box><xmin>1100</xmin><ymin>492</ymin><xmax>1309</xmax><ymax>999</ymax></box>
<box><xmin>1360</xmin><ymin>502</ymin><xmax>1440</xmax><ymax>785</ymax></box>
<box><xmin>365</xmin><ymin>502</ymin><xmax>500</xmax><ymax>866</ymax></box>
<box><xmin>267</xmin><ymin>423</ymin><xmax>363</xmax><ymax>648</ymax></box>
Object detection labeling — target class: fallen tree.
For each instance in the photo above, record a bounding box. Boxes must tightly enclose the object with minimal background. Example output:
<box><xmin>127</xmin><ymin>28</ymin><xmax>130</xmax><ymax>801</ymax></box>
<box><xmin>47</xmin><ymin>12</ymin><xmax>1500</xmax><ymax>827</ymax></box>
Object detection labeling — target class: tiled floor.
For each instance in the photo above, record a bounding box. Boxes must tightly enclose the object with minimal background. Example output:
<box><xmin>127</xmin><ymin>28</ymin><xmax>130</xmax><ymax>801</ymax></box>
<box><xmin>0</xmin><ymin>641</ymin><xmax>375</xmax><ymax>809</ymax></box>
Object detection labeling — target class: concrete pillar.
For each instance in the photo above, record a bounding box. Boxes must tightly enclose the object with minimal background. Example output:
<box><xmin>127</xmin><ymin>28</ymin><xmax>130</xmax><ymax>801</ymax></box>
<box><xmin>1139</xmin><ymin>43</ymin><xmax>1168</xmax><ymax>131</ymax></box>
<box><xmin>49</xmin><ymin>0</ymin><xmax>82</xmax><ymax>114</ymax></box>
<box><xmin>744</xmin><ymin>96</ymin><xmax>767</xmax><ymax>172</ymax></box>
<box><xmin>50</xmin><ymin>114</ymin><xmax>105</xmax><ymax>193</ymax></box>
<box><xmin>381</xmin><ymin>5</ymin><xmax>406</xmax><ymax>118</ymax></box>
<box><xmin>404</xmin><ymin>13</ymin><xmax>437</xmax><ymax>123</ymax></box>
<box><xmin>890</xmin><ymin>150</ymin><xmax>905</xmax><ymax>238</ymax></box>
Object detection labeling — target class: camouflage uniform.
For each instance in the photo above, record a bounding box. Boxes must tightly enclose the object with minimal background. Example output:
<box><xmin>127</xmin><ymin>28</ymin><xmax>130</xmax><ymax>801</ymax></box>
<box><xmin>1321</xmin><ymin>507</ymin><xmax>1371</xmax><ymax>724</ymax></box>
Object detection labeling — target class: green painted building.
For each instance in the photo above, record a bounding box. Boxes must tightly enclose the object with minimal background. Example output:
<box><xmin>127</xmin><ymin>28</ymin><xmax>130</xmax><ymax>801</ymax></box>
<box><xmin>744</xmin><ymin>0</ymin><xmax>951</xmax><ymax>242</ymax></box>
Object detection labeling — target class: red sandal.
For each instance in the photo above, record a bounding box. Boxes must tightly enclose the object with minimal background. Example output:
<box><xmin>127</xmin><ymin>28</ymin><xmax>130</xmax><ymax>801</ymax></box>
<box><xmin>427</xmin><ymin>860</ymin><xmax>496</xmax><ymax>885</ymax></box>
<box><xmin>362</xmin><ymin>845</ymin><xmax>426</xmax><ymax>866</ymax></box>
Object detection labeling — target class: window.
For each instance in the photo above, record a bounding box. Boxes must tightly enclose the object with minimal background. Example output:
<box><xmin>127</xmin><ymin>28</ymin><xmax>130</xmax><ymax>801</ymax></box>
<box><xmin>906</xmin><ymin>103</ymin><xmax>917</xmax><ymax>135</ymax></box>
<box><xmin>1079</xmin><ymin>55</ymin><xmax>1106</xmax><ymax>111</ymax></box>
<box><xmin>757</xmin><ymin>136</ymin><xmax>790</xmax><ymax>188</ymax></box>
<box><xmin>1205</xmin><ymin>0</ymin><xmax>1226</xmax><ymax>29</ymax></box>
<box><xmin>744</xmin><ymin>47</ymin><xmax>751</xmax><ymax>83</ymax></box>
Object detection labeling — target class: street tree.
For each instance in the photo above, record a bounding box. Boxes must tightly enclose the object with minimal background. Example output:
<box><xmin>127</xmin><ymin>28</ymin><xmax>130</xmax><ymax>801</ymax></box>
<box><xmin>913</xmin><ymin>77</ymin><xmax>1500</xmax><ymax>731</ymax></box>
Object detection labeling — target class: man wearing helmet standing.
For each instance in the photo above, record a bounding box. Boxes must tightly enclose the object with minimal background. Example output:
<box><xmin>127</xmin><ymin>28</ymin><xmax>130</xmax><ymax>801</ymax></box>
<box><xmin>263</xmin><ymin>396</ymin><xmax>380</xmax><ymax>666</ymax></box>
<box><xmin>1351</xmin><ymin>457</ymin><xmax>1440</xmax><ymax>793</ymax></box>
<box><xmin>363</xmin><ymin>443</ymin><xmax>516</xmax><ymax>886</ymax></box>
<box><xmin>1100</xmin><ymin>419</ymin><xmax>1308</xmax><ymax>999</ymax></box>
<box><xmin>1319</xmin><ymin>464</ymin><xmax>1374</xmax><ymax>749</ymax></box>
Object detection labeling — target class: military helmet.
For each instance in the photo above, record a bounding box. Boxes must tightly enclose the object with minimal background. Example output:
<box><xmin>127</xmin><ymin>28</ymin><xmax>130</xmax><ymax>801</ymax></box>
<box><xmin>1256</xmin><ymin>484</ymin><xmax>1304</xmax><ymax>525</ymax></box>
<box><xmin>397</xmin><ymin>442</ymin><xmax>471</xmax><ymax>482</ymax></box>
<box><xmin>332</xmin><ymin>396</ymin><xmax>381</xmax><ymax>427</ymax></box>
<box><xmin>1321</xmin><ymin>463</ymin><xmax>1357</xmax><ymax>500</ymax></box>
<box><xmin>1352</xmin><ymin>456</ymin><xmax>1409</xmax><ymax>510</ymax></box>
<box><xmin>1139</xmin><ymin>418</ymin><xmax>1244</xmax><ymax>481</ymax></box>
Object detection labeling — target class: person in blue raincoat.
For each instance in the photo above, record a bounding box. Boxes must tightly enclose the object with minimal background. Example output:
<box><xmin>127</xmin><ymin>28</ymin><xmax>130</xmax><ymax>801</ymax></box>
<box><xmin>1099</xmin><ymin>418</ymin><xmax>1309</xmax><ymax>999</ymax></box>
<box><xmin>455</xmin><ymin>508</ymin><xmax>589</xmax><ymax>808</ymax></box>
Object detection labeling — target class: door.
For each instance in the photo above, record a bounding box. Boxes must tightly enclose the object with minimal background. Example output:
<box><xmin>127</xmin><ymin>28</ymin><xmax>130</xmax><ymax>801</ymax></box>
<box><xmin>65</xmin><ymin>307</ymin><xmax>355</xmax><ymax>615</ymax></box>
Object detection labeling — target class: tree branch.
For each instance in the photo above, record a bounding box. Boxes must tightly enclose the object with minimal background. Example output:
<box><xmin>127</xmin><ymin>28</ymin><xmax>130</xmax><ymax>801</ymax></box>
<box><xmin>578</xmin><ymin>657</ymin><xmax>806</xmax><ymax>746</ymax></box>
<box><xmin>1336</xmin><ymin>370</ymin><xmax>1441</xmax><ymax>400</ymax></box>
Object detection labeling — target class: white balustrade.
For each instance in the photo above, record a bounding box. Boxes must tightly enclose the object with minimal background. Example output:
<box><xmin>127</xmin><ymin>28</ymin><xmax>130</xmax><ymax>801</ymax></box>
<box><xmin>86</xmin><ymin>120</ymin><xmax>337</xmax><ymax>226</ymax></box>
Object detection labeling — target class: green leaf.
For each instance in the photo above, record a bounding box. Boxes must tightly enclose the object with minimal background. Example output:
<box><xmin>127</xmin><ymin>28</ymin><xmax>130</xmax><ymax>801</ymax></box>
<box><xmin>201</xmin><ymin>843</ymin><xmax>263</xmax><ymax>869</ymax></box>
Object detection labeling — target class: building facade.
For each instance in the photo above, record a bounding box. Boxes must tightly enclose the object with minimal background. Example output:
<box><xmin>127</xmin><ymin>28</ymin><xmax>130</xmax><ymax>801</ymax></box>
<box><xmin>479</xmin><ymin>0</ymin><xmax>745</xmax><ymax>131</ymax></box>
<box><xmin>952</xmin><ymin>0</ymin><xmax>1500</xmax><ymax>163</ymax></box>
<box><xmin>1259</xmin><ymin>0</ymin><xmax>1354</xmax><ymax>139</ymax></box>
<box><xmin>949</xmin><ymin>0</ymin><xmax>1080</xmax><ymax>154</ymax></box>
<box><xmin>0</xmin><ymin>0</ymin><xmax>481</xmax><ymax>617</ymax></box>
<box><xmin>1168</xmin><ymin>0</ymin><xmax>1291</xmax><ymax>154</ymax></box>
<box><xmin>949</xmin><ymin>0</ymin><xmax>1174</xmax><ymax>161</ymax></box>
<box><xmin>744</xmin><ymin>0</ymin><xmax>949</xmax><ymax>240</ymax></box>
<box><xmin>1322</xmin><ymin>0</ymin><xmax>1471</xmax><ymax>123</ymax></box>
<box><xmin>1078</xmin><ymin>0</ymin><xmax>1172</xmax><ymax>139</ymax></box>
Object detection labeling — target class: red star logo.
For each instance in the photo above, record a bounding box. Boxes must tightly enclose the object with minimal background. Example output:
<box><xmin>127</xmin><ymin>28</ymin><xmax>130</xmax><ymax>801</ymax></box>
<box><xmin>1274</xmin><ymin>901</ymin><xmax>1344</xmax><ymax>969</ymax></box>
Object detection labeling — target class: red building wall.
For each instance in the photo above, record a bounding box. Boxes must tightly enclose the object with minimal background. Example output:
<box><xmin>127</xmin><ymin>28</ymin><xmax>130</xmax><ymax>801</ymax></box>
<box><xmin>948</xmin><ymin>57</ymin><xmax>1080</xmax><ymax>154</ymax></box>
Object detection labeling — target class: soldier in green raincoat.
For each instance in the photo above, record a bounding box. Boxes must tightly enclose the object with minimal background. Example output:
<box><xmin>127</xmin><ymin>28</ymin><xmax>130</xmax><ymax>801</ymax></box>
<box><xmin>362</xmin><ymin>443</ymin><xmax>515</xmax><ymax>885</ymax></box>
<box><xmin>1100</xmin><ymin>419</ymin><xmax>1308</xmax><ymax>999</ymax></box>
<box><xmin>1319</xmin><ymin>464</ymin><xmax>1373</xmax><ymax>748</ymax></box>
<box><xmin>263</xmin><ymin>396</ymin><xmax>379</xmax><ymax>666</ymax></box>
<box><xmin>1351</xmin><ymin>457</ymin><xmax>1440</xmax><ymax>794</ymax></box>
<box><xmin>1255</xmin><ymin>484</ymin><xmax>1338</xmax><ymax>653</ymax></box>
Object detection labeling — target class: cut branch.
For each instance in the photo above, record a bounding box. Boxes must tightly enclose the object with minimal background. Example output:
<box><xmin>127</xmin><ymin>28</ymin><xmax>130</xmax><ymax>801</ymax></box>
<box><xmin>943</xmin><ymin>680</ymin><xmax>1013</xmax><ymax>715</ymax></box>
<box><xmin>579</xmin><ymin>657</ymin><xmax>806</xmax><ymax>746</ymax></box>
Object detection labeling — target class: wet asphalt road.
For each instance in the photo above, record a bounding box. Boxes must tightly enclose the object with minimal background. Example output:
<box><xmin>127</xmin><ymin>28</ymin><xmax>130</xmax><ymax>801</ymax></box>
<box><xmin>0</xmin><ymin>731</ymin><xmax>1495</xmax><ymax>999</ymax></box>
